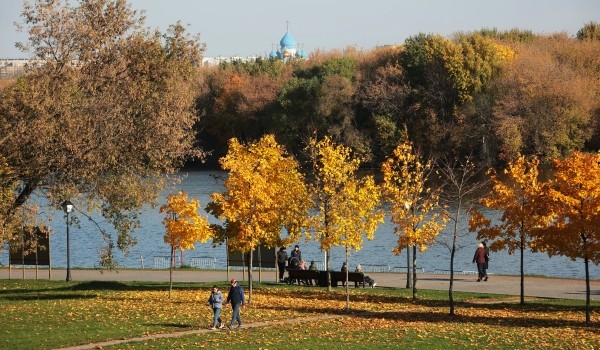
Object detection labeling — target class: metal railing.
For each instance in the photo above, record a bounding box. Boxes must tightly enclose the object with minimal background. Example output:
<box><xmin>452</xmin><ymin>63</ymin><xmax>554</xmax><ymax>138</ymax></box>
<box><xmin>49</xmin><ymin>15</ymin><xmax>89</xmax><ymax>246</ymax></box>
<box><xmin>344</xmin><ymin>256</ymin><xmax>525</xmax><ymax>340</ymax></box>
<box><xmin>391</xmin><ymin>266</ymin><xmax>425</xmax><ymax>273</ymax></box>
<box><xmin>153</xmin><ymin>256</ymin><xmax>177</xmax><ymax>269</ymax></box>
<box><xmin>360</xmin><ymin>264</ymin><xmax>391</xmax><ymax>273</ymax></box>
<box><xmin>190</xmin><ymin>257</ymin><xmax>217</xmax><ymax>269</ymax></box>
<box><xmin>433</xmin><ymin>269</ymin><xmax>478</xmax><ymax>275</ymax></box>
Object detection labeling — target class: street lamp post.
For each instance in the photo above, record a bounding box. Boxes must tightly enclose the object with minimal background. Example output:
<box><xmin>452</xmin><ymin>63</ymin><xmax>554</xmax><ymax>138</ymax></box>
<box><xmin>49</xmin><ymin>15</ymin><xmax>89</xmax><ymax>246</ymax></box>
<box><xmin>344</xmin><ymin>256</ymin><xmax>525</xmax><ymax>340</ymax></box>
<box><xmin>62</xmin><ymin>200</ymin><xmax>74</xmax><ymax>282</ymax></box>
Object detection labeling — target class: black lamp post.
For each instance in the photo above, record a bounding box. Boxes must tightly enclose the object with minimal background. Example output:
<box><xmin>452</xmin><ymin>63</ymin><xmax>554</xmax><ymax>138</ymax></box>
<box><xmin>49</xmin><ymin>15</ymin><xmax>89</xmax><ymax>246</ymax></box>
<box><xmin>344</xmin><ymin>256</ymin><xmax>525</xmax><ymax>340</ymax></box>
<box><xmin>62</xmin><ymin>200</ymin><xmax>74</xmax><ymax>281</ymax></box>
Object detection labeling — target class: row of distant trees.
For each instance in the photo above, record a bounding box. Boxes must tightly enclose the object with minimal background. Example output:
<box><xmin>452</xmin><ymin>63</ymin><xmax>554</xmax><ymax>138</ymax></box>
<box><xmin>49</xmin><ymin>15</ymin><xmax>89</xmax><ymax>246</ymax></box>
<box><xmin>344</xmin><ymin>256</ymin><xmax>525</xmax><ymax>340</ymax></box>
<box><xmin>196</xmin><ymin>22</ymin><xmax>600</xmax><ymax>168</ymax></box>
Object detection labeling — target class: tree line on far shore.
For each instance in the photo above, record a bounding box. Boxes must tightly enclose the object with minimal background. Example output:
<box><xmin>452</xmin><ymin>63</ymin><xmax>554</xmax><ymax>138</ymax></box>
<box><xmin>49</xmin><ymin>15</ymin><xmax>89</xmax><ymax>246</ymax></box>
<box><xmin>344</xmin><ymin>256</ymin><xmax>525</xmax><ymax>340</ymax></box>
<box><xmin>195</xmin><ymin>22</ymin><xmax>600</xmax><ymax>168</ymax></box>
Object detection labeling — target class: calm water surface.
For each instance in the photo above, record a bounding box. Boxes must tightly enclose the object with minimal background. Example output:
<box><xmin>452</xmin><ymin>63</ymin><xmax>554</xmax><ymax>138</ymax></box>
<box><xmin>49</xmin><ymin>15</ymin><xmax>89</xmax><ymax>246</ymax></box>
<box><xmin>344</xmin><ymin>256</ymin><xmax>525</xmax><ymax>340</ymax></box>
<box><xmin>2</xmin><ymin>171</ymin><xmax>598</xmax><ymax>280</ymax></box>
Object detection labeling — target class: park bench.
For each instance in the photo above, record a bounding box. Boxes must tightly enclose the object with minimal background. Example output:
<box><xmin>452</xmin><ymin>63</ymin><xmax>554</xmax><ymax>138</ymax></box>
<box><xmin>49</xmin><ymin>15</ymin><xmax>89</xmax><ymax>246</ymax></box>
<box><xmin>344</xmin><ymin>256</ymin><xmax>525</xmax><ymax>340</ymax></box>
<box><xmin>331</xmin><ymin>271</ymin><xmax>367</xmax><ymax>288</ymax></box>
<box><xmin>285</xmin><ymin>269</ymin><xmax>319</xmax><ymax>285</ymax></box>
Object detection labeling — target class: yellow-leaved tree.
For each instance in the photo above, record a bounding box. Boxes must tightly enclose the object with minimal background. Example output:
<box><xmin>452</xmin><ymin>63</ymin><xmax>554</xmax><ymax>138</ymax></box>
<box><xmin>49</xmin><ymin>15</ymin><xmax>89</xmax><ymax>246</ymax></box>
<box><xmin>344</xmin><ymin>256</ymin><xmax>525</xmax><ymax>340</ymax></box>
<box><xmin>469</xmin><ymin>154</ymin><xmax>551</xmax><ymax>305</ymax></box>
<box><xmin>206</xmin><ymin>135</ymin><xmax>309</xmax><ymax>302</ymax></box>
<box><xmin>535</xmin><ymin>151</ymin><xmax>600</xmax><ymax>325</ymax></box>
<box><xmin>382</xmin><ymin>142</ymin><xmax>447</xmax><ymax>300</ymax></box>
<box><xmin>160</xmin><ymin>190</ymin><xmax>213</xmax><ymax>298</ymax></box>
<box><xmin>307</xmin><ymin>136</ymin><xmax>384</xmax><ymax>304</ymax></box>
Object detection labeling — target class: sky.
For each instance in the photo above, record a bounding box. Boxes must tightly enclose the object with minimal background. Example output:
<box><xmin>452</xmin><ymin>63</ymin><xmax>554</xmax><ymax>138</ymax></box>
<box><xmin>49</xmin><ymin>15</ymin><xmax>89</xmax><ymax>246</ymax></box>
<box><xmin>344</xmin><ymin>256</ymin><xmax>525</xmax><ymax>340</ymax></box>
<box><xmin>1</xmin><ymin>0</ymin><xmax>598</xmax><ymax>58</ymax></box>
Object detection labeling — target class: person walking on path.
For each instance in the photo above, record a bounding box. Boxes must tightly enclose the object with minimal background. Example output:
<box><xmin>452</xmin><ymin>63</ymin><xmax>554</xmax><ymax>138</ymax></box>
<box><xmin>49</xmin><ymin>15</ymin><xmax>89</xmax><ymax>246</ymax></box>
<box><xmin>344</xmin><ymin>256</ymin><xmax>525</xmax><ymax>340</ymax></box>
<box><xmin>276</xmin><ymin>247</ymin><xmax>288</xmax><ymax>282</ymax></box>
<box><xmin>206</xmin><ymin>285</ymin><xmax>225</xmax><ymax>330</ymax></box>
<box><xmin>225</xmin><ymin>279</ymin><xmax>246</xmax><ymax>329</ymax></box>
<box><xmin>473</xmin><ymin>242</ymin><xmax>489</xmax><ymax>282</ymax></box>
<box><xmin>482</xmin><ymin>241</ymin><xmax>490</xmax><ymax>279</ymax></box>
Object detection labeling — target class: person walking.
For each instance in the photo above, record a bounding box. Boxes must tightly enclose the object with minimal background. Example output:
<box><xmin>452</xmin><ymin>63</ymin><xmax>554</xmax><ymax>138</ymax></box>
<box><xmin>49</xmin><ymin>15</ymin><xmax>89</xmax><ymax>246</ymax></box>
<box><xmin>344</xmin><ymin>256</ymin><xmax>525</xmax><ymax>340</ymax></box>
<box><xmin>206</xmin><ymin>285</ymin><xmax>225</xmax><ymax>330</ymax></box>
<box><xmin>482</xmin><ymin>241</ymin><xmax>490</xmax><ymax>280</ymax></box>
<box><xmin>276</xmin><ymin>247</ymin><xmax>288</xmax><ymax>282</ymax></box>
<box><xmin>473</xmin><ymin>242</ymin><xmax>488</xmax><ymax>282</ymax></box>
<box><xmin>225</xmin><ymin>279</ymin><xmax>246</xmax><ymax>329</ymax></box>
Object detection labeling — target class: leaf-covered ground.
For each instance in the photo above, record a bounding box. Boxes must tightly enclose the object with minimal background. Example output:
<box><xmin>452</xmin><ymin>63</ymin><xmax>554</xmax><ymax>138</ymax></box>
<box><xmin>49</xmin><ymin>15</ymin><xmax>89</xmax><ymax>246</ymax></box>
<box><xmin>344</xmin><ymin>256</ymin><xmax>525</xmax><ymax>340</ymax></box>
<box><xmin>1</xmin><ymin>280</ymin><xmax>598</xmax><ymax>349</ymax></box>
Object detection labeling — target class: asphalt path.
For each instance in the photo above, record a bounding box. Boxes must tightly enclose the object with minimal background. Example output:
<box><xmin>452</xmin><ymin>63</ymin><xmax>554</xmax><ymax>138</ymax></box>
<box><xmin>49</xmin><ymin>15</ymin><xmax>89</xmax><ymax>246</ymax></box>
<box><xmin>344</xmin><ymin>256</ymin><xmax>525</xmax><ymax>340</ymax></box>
<box><xmin>2</xmin><ymin>267</ymin><xmax>598</xmax><ymax>301</ymax></box>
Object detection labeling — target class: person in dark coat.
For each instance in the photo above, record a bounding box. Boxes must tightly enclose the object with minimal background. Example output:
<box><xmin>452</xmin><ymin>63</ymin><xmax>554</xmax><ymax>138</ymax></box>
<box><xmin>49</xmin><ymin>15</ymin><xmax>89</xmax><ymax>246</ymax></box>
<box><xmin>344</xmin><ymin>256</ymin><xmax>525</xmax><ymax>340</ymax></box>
<box><xmin>290</xmin><ymin>245</ymin><xmax>302</xmax><ymax>261</ymax></box>
<box><xmin>225</xmin><ymin>279</ymin><xmax>246</xmax><ymax>329</ymax></box>
<box><xmin>276</xmin><ymin>247</ymin><xmax>288</xmax><ymax>282</ymax></box>
<box><xmin>482</xmin><ymin>241</ymin><xmax>490</xmax><ymax>279</ymax></box>
<box><xmin>472</xmin><ymin>242</ymin><xmax>488</xmax><ymax>282</ymax></box>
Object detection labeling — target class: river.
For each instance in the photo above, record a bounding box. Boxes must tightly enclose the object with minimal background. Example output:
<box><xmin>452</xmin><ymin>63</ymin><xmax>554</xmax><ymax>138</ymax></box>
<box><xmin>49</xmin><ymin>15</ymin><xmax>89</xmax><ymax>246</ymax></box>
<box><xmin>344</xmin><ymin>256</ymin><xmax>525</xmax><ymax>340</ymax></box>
<box><xmin>1</xmin><ymin>171</ymin><xmax>598</xmax><ymax>280</ymax></box>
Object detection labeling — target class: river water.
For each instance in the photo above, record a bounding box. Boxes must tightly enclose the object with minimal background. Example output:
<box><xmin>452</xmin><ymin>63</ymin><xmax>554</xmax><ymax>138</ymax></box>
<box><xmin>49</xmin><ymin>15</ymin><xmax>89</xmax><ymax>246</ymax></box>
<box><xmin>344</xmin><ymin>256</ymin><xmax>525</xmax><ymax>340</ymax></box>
<box><xmin>1</xmin><ymin>171</ymin><xmax>598</xmax><ymax>280</ymax></box>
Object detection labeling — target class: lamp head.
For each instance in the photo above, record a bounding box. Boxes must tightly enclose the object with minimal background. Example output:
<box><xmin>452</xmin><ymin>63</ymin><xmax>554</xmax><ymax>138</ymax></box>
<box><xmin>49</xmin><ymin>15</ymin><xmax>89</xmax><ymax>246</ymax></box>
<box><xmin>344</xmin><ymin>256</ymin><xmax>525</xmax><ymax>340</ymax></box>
<box><xmin>62</xmin><ymin>200</ymin><xmax>74</xmax><ymax>213</ymax></box>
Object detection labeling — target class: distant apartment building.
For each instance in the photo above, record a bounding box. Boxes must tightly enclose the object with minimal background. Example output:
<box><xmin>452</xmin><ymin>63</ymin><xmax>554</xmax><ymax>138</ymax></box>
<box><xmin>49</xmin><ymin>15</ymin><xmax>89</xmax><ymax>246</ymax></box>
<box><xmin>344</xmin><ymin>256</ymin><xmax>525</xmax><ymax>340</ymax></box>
<box><xmin>0</xmin><ymin>59</ymin><xmax>29</xmax><ymax>79</ymax></box>
<box><xmin>1</xmin><ymin>27</ymin><xmax>308</xmax><ymax>76</ymax></box>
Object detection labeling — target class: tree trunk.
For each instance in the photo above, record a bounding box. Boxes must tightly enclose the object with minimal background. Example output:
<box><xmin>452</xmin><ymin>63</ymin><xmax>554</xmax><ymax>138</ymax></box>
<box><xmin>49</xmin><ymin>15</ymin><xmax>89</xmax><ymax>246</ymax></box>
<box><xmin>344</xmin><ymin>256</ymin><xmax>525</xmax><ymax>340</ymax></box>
<box><xmin>406</xmin><ymin>244</ymin><xmax>411</xmax><ymax>289</ymax></box>
<box><xmin>520</xmin><ymin>227</ymin><xmax>525</xmax><ymax>305</ymax></box>
<box><xmin>248</xmin><ymin>251</ymin><xmax>253</xmax><ymax>304</ymax></box>
<box><xmin>326</xmin><ymin>249</ymin><xmax>332</xmax><ymax>292</ymax></box>
<box><xmin>345</xmin><ymin>247</ymin><xmax>349</xmax><ymax>311</ymax></box>
<box><xmin>585</xmin><ymin>256</ymin><xmax>591</xmax><ymax>325</ymax></box>
<box><xmin>412</xmin><ymin>245</ymin><xmax>418</xmax><ymax>300</ymax></box>
<box><xmin>169</xmin><ymin>246</ymin><xmax>173</xmax><ymax>299</ymax></box>
<box><xmin>449</xmin><ymin>240</ymin><xmax>456</xmax><ymax>316</ymax></box>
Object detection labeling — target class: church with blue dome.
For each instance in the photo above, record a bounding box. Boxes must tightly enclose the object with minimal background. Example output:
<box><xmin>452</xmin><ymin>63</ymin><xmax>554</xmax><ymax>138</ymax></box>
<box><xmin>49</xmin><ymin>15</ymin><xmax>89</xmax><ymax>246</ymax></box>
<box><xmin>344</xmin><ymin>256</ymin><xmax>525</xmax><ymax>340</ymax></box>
<box><xmin>269</xmin><ymin>23</ymin><xmax>308</xmax><ymax>61</ymax></box>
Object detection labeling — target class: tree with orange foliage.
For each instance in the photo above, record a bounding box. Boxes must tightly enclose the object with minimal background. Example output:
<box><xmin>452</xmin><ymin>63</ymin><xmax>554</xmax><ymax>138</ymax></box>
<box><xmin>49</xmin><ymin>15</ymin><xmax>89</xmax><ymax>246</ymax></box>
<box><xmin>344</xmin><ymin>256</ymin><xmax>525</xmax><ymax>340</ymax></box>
<box><xmin>206</xmin><ymin>135</ymin><xmax>310</xmax><ymax>302</ymax></box>
<box><xmin>160</xmin><ymin>190</ymin><xmax>213</xmax><ymax>298</ymax></box>
<box><xmin>306</xmin><ymin>136</ymin><xmax>384</xmax><ymax>304</ymax></box>
<box><xmin>534</xmin><ymin>151</ymin><xmax>600</xmax><ymax>324</ymax></box>
<box><xmin>469</xmin><ymin>155</ymin><xmax>551</xmax><ymax>305</ymax></box>
<box><xmin>381</xmin><ymin>142</ymin><xmax>447</xmax><ymax>300</ymax></box>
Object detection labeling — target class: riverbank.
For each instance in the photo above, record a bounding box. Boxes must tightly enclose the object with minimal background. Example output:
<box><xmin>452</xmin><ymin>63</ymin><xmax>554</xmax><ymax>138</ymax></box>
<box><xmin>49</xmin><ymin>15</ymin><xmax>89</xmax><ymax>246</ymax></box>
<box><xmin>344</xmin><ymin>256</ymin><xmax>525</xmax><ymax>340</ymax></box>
<box><xmin>2</xmin><ymin>267</ymin><xmax>598</xmax><ymax>301</ymax></box>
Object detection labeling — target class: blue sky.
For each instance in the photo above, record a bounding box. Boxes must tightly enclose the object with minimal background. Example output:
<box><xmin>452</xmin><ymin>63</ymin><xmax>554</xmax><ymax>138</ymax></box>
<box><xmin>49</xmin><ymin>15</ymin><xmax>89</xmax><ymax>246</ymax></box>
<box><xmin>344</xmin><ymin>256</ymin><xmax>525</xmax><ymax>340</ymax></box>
<box><xmin>1</xmin><ymin>0</ymin><xmax>598</xmax><ymax>58</ymax></box>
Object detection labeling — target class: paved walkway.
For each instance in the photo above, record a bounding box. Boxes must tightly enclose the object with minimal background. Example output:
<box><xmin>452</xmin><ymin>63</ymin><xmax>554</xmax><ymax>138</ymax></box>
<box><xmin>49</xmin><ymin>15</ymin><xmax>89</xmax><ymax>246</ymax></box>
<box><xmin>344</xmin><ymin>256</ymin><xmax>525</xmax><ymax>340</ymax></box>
<box><xmin>2</xmin><ymin>267</ymin><xmax>598</xmax><ymax>301</ymax></box>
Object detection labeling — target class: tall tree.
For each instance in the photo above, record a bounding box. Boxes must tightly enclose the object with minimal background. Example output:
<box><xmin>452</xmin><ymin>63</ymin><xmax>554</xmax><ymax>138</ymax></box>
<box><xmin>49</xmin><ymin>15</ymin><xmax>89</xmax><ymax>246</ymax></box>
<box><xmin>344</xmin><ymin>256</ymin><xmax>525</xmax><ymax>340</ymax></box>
<box><xmin>491</xmin><ymin>39</ymin><xmax>596</xmax><ymax>161</ymax></box>
<box><xmin>0</xmin><ymin>0</ymin><xmax>204</xmax><ymax>265</ymax></box>
<box><xmin>306</xmin><ymin>136</ymin><xmax>384</xmax><ymax>300</ymax></box>
<box><xmin>438</xmin><ymin>156</ymin><xmax>487</xmax><ymax>316</ymax></box>
<box><xmin>577</xmin><ymin>21</ymin><xmax>600</xmax><ymax>41</ymax></box>
<box><xmin>160</xmin><ymin>191</ymin><xmax>213</xmax><ymax>299</ymax></box>
<box><xmin>399</xmin><ymin>33</ymin><xmax>514</xmax><ymax>156</ymax></box>
<box><xmin>469</xmin><ymin>155</ymin><xmax>550</xmax><ymax>305</ymax></box>
<box><xmin>206</xmin><ymin>135</ymin><xmax>309</xmax><ymax>302</ymax></box>
<box><xmin>535</xmin><ymin>151</ymin><xmax>600</xmax><ymax>324</ymax></box>
<box><xmin>381</xmin><ymin>141</ymin><xmax>447</xmax><ymax>300</ymax></box>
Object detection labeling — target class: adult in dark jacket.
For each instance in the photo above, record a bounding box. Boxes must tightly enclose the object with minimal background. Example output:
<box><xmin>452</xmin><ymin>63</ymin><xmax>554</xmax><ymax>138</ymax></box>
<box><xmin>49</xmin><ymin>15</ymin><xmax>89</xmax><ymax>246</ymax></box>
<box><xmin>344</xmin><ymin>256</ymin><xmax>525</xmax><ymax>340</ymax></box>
<box><xmin>472</xmin><ymin>243</ymin><xmax>489</xmax><ymax>282</ymax></box>
<box><xmin>225</xmin><ymin>279</ymin><xmax>246</xmax><ymax>329</ymax></box>
<box><xmin>290</xmin><ymin>245</ymin><xmax>302</xmax><ymax>262</ymax></box>
<box><xmin>276</xmin><ymin>247</ymin><xmax>288</xmax><ymax>282</ymax></box>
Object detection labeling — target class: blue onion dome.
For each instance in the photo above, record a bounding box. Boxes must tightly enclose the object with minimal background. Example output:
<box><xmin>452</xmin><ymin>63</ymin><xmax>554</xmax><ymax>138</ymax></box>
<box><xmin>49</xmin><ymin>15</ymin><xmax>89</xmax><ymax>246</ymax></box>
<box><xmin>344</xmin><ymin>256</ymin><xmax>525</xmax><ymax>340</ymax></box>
<box><xmin>280</xmin><ymin>31</ymin><xmax>297</xmax><ymax>49</ymax></box>
<box><xmin>277</xmin><ymin>51</ymin><xmax>283</xmax><ymax>59</ymax></box>
<box><xmin>298</xmin><ymin>50</ymin><xmax>308</xmax><ymax>59</ymax></box>
<box><xmin>269</xmin><ymin>50</ymin><xmax>278</xmax><ymax>59</ymax></box>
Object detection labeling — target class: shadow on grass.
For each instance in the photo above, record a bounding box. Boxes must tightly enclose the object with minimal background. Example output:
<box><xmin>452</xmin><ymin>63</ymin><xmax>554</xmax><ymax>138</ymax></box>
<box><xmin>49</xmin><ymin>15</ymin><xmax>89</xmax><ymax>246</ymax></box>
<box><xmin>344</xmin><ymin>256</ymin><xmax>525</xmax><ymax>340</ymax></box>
<box><xmin>3</xmin><ymin>293</ymin><xmax>98</xmax><ymax>301</ymax></box>
<box><xmin>0</xmin><ymin>280</ymin><xmax>216</xmax><ymax>300</ymax></box>
<box><xmin>258</xmin><ymin>287</ymin><xmax>598</xmax><ymax>329</ymax></box>
<box><xmin>146</xmin><ymin>323</ymin><xmax>193</xmax><ymax>329</ymax></box>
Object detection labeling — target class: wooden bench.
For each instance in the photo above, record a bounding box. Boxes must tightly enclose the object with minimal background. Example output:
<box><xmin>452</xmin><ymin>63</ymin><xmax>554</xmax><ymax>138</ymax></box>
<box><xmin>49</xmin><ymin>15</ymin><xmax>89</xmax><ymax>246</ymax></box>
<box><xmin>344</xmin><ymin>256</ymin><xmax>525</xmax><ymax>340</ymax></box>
<box><xmin>331</xmin><ymin>271</ymin><xmax>367</xmax><ymax>288</ymax></box>
<box><xmin>285</xmin><ymin>269</ymin><xmax>319</xmax><ymax>285</ymax></box>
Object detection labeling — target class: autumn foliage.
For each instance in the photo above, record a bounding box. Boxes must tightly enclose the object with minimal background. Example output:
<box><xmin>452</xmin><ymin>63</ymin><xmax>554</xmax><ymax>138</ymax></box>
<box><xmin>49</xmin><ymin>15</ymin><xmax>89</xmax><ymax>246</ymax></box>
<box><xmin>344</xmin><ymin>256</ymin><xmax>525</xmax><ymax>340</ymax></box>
<box><xmin>207</xmin><ymin>134</ymin><xmax>310</xmax><ymax>300</ymax></box>
<box><xmin>306</xmin><ymin>136</ymin><xmax>384</xmax><ymax>294</ymax></box>
<box><xmin>161</xmin><ymin>190</ymin><xmax>213</xmax><ymax>251</ymax></box>
<box><xmin>382</xmin><ymin>142</ymin><xmax>447</xmax><ymax>299</ymax></box>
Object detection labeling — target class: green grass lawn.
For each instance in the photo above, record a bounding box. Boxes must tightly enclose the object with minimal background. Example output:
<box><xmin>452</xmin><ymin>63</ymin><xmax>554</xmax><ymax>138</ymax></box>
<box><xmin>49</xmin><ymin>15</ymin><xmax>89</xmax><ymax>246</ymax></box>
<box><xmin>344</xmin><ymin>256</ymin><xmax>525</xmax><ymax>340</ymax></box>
<box><xmin>1</xmin><ymin>279</ymin><xmax>598</xmax><ymax>350</ymax></box>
